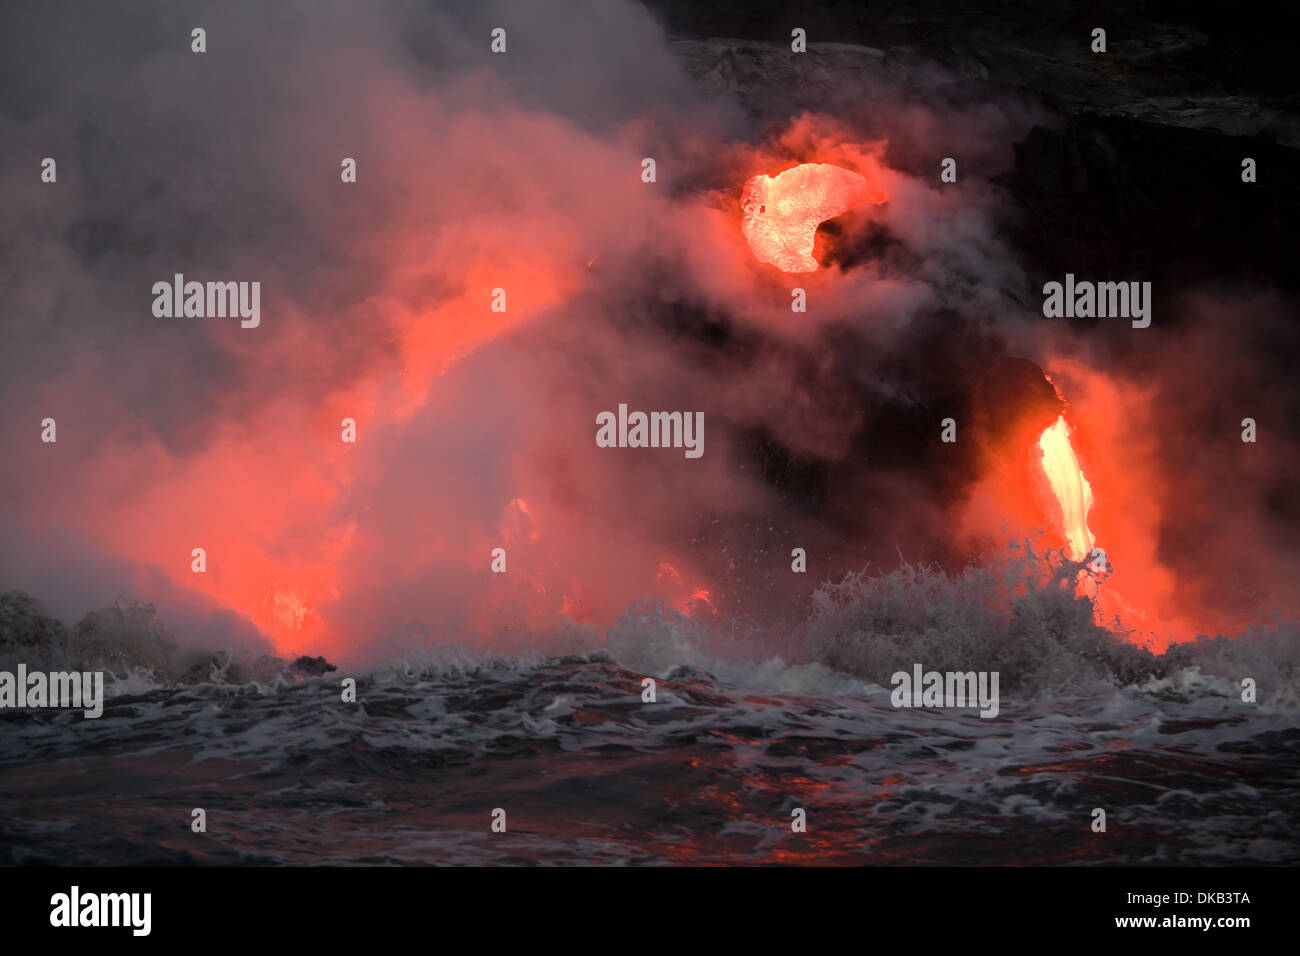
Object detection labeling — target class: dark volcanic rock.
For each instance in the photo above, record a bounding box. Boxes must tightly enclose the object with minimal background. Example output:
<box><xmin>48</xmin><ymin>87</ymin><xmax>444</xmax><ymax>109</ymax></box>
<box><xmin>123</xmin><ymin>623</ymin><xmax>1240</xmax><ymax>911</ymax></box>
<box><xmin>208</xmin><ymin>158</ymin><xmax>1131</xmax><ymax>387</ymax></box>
<box><xmin>1002</xmin><ymin>117</ymin><xmax>1300</xmax><ymax>299</ymax></box>
<box><xmin>292</xmin><ymin>655</ymin><xmax>338</xmax><ymax>677</ymax></box>
<box><xmin>652</xmin><ymin>0</ymin><xmax>1300</xmax><ymax>141</ymax></box>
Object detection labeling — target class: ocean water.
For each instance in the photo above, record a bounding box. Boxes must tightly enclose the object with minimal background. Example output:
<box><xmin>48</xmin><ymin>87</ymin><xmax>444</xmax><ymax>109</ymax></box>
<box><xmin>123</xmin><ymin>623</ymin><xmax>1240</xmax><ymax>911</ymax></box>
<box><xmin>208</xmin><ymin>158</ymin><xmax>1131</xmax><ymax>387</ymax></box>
<box><xmin>2</xmin><ymin>649</ymin><xmax>1297</xmax><ymax>865</ymax></box>
<box><xmin>2</xmin><ymin>555</ymin><xmax>1298</xmax><ymax>866</ymax></box>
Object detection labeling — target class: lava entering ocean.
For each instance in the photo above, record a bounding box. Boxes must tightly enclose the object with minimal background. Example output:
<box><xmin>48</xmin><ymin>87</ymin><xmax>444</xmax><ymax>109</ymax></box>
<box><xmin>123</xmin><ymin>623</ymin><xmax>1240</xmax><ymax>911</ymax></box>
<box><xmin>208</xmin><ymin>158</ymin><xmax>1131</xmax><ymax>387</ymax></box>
<box><xmin>1036</xmin><ymin>415</ymin><xmax>1096</xmax><ymax>562</ymax></box>
<box><xmin>3</xmin><ymin>8</ymin><xmax>1295</xmax><ymax>675</ymax></box>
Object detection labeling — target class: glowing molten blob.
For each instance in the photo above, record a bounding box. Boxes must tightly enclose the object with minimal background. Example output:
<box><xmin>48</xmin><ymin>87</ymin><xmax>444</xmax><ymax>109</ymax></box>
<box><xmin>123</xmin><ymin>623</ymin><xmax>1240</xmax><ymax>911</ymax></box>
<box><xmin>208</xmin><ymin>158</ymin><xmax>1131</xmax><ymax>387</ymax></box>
<box><xmin>741</xmin><ymin>163</ymin><xmax>875</xmax><ymax>273</ymax></box>
<box><xmin>1037</xmin><ymin>416</ymin><xmax>1095</xmax><ymax>561</ymax></box>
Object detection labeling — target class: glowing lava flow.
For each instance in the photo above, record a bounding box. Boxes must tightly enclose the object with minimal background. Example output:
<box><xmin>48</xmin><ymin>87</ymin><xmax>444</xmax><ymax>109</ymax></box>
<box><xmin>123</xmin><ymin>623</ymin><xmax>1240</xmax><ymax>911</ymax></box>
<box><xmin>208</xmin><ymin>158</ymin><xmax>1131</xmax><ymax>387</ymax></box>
<box><xmin>741</xmin><ymin>163</ymin><xmax>876</xmax><ymax>272</ymax></box>
<box><xmin>1037</xmin><ymin>416</ymin><xmax>1096</xmax><ymax>561</ymax></box>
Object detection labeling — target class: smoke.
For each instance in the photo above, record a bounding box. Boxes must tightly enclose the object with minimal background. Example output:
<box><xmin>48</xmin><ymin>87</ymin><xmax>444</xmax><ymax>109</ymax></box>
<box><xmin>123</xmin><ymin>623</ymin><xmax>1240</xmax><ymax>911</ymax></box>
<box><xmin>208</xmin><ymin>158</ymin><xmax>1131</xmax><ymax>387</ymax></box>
<box><xmin>1</xmin><ymin>0</ymin><xmax>1295</xmax><ymax>667</ymax></box>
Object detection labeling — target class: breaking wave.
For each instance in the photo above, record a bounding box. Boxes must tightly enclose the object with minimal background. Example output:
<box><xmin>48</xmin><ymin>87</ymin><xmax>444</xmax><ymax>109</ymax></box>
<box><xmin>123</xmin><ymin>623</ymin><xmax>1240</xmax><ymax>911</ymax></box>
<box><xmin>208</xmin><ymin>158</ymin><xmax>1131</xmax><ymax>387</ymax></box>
<box><xmin>3</xmin><ymin>537</ymin><xmax>1296</xmax><ymax>707</ymax></box>
<box><xmin>2</xmin><ymin>538</ymin><xmax>1298</xmax><ymax>865</ymax></box>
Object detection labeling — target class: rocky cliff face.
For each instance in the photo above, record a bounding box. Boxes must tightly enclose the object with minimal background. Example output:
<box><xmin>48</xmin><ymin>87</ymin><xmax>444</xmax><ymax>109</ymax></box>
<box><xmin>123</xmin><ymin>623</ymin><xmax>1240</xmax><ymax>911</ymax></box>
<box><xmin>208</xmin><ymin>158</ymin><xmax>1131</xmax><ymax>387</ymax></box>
<box><xmin>635</xmin><ymin>2</ymin><xmax>1299</xmax><ymax>633</ymax></box>
<box><xmin>660</xmin><ymin>1</ymin><xmax>1300</xmax><ymax>298</ymax></box>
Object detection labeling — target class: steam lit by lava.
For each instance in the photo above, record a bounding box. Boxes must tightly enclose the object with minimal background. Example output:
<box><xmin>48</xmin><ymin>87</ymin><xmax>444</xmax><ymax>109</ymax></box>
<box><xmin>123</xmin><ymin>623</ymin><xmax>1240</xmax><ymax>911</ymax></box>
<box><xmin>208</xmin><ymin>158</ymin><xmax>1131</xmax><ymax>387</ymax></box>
<box><xmin>1036</xmin><ymin>415</ymin><xmax>1096</xmax><ymax>562</ymax></box>
<box><xmin>741</xmin><ymin>163</ymin><xmax>881</xmax><ymax>272</ymax></box>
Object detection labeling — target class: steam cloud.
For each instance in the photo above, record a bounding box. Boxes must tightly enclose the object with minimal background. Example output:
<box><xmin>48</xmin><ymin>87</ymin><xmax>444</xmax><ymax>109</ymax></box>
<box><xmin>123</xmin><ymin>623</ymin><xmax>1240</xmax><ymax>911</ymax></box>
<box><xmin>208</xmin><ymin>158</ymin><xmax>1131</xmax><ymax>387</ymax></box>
<box><xmin>1</xmin><ymin>0</ymin><xmax>1295</xmax><ymax>666</ymax></box>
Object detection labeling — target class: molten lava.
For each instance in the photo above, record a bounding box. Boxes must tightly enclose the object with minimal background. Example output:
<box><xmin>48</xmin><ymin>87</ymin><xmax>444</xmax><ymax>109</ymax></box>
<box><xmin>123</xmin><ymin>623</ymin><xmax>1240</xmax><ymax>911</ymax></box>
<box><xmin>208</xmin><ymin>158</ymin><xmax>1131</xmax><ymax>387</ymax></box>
<box><xmin>1037</xmin><ymin>415</ymin><xmax>1095</xmax><ymax>561</ymax></box>
<box><xmin>741</xmin><ymin>163</ymin><xmax>876</xmax><ymax>273</ymax></box>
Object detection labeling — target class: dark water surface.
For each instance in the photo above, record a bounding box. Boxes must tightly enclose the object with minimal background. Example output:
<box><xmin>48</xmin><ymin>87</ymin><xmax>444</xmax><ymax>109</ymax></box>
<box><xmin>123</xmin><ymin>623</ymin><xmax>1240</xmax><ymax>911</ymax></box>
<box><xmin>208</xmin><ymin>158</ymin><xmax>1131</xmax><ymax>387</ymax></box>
<box><xmin>3</xmin><ymin>655</ymin><xmax>1296</xmax><ymax>865</ymax></box>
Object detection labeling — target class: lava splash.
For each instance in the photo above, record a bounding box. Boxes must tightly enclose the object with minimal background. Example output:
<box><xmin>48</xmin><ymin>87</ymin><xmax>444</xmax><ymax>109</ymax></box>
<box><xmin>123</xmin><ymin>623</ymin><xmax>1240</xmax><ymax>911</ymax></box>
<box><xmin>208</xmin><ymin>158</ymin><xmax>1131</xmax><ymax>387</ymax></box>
<box><xmin>741</xmin><ymin>163</ymin><xmax>880</xmax><ymax>273</ymax></box>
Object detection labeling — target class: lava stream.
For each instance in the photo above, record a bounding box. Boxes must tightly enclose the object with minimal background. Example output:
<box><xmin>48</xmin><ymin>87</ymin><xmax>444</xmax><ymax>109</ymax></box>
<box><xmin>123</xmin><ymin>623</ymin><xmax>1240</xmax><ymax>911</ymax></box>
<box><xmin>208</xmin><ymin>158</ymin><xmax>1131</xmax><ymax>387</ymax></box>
<box><xmin>1037</xmin><ymin>415</ymin><xmax>1095</xmax><ymax>562</ymax></box>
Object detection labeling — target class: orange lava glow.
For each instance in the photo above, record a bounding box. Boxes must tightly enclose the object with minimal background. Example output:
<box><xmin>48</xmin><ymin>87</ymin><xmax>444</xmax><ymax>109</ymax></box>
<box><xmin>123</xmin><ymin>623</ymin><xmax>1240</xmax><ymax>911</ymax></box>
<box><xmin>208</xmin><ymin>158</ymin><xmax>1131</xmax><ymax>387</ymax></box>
<box><xmin>741</xmin><ymin>163</ymin><xmax>877</xmax><ymax>273</ymax></box>
<box><xmin>1040</xmin><ymin>360</ymin><xmax>1188</xmax><ymax>646</ymax></box>
<box><xmin>1036</xmin><ymin>416</ymin><xmax>1095</xmax><ymax>561</ymax></box>
<box><xmin>958</xmin><ymin>364</ymin><xmax>1196</xmax><ymax>648</ymax></box>
<box><xmin>654</xmin><ymin>562</ymin><xmax>717</xmax><ymax>618</ymax></box>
